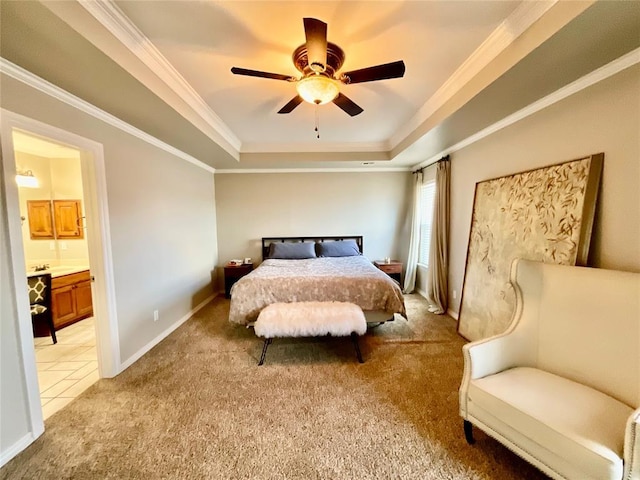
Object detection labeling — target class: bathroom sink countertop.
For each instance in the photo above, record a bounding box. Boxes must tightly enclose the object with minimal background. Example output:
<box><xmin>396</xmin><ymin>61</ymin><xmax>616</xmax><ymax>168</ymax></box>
<box><xmin>27</xmin><ymin>265</ymin><xmax>90</xmax><ymax>278</ymax></box>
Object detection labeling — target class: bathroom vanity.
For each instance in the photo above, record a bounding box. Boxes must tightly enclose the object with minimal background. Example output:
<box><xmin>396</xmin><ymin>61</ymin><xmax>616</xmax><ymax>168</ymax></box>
<box><xmin>51</xmin><ymin>269</ymin><xmax>93</xmax><ymax>329</ymax></box>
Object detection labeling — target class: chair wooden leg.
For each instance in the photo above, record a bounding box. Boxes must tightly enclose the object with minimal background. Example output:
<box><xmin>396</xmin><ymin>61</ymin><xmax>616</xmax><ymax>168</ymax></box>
<box><xmin>351</xmin><ymin>332</ymin><xmax>364</xmax><ymax>363</ymax></box>
<box><xmin>258</xmin><ymin>338</ymin><xmax>272</xmax><ymax>366</ymax></box>
<box><xmin>48</xmin><ymin>317</ymin><xmax>57</xmax><ymax>344</ymax></box>
<box><xmin>464</xmin><ymin>420</ymin><xmax>475</xmax><ymax>444</ymax></box>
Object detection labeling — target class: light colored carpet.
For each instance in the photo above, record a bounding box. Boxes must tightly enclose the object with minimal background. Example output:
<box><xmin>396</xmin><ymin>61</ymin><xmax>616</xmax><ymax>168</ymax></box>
<box><xmin>2</xmin><ymin>294</ymin><xmax>548</xmax><ymax>479</ymax></box>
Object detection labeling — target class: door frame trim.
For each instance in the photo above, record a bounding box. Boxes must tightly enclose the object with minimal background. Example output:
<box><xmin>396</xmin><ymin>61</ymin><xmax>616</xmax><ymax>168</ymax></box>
<box><xmin>1</xmin><ymin>109</ymin><xmax>120</xmax><ymax>442</ymax></box>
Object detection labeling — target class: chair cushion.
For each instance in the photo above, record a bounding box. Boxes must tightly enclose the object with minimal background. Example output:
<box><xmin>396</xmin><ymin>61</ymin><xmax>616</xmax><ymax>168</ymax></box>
<box><xmin>27</xmin><ymin>276</ymin><xmax>47</xmax><ymax>303</ymax></box>
<box><xmin>469</xmin><ymin>367</ymin><xmax>632</xmax><ymax>480</ymax></box>
<box><xmin>30</xmin><ymin>304</ymin><xmax>47</xmax><ymax>315</ymax></box>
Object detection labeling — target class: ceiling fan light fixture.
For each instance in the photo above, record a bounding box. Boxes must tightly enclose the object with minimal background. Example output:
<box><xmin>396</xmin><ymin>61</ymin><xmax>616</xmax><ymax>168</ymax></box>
<box><xmin>296</xmin><ymin>75</ymin><xmax>339</xmax><ymax>105</ymax></box>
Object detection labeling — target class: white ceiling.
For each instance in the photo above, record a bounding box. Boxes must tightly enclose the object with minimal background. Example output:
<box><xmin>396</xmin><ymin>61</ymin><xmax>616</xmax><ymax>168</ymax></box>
<box><xmin>43</xmin><ymin>0</ymin><xmax>566</xmax><ymax>167</ymax></box>
<box><xmin>12</xmin><ymin>130</ymin><xmax>80</xmax><ymax>159</ymax></box>
<box><xmin>114</xmin><ymin>1</ymin><xmax>520</xmax><ymax>148</ymax></box>
<box><xmin>5</xmin><ymin>1</ymin><xmax>638</xmax><ymax>170</ymax></box>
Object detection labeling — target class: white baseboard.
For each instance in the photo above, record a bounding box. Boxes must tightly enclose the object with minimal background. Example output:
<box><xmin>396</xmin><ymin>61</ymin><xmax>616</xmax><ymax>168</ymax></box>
<box><xmin>119</xmin><ymin>294</ymin><xmax>215</xmax><ymax>372</ymax></box>
<box><xmin>0</xmin><ymin>433</ymin><xmax>37</xmax><ymax>468</ymax></box>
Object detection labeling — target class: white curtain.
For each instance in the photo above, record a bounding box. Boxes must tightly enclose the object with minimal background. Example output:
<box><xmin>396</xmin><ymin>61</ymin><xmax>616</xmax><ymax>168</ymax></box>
<box><xmin>403</xmin><ymin>171</ymin><xmax>423</xmax><ymax>293</ymax></box>
<box><xmin>426</xmin><ymin>159</ymin><xmax>451</xmax><ymax>314</ymax></box>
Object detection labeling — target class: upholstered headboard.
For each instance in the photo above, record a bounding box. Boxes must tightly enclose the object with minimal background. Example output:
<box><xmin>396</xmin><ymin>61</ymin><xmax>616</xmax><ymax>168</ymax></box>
<box><xmin>261</xmin><ymin>236</ymin><xmax>363</xmax><ymax>261</ymax></box>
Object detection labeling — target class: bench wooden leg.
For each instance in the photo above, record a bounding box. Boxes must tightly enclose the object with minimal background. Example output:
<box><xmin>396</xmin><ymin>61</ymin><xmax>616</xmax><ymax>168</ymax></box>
<box><xmin>258</xmin><ymin>338</ymin><xmax>272</xmax><ymax>366</ymax></box>
<box><xmin>464</xmin><ymin>420</ymin><xmax>475</xmax><ymax>444</ymax></box>
<box><xmin>351</xmin><ymin>332</ymin><xmax>364</xmax><ymax>363</ymax></box>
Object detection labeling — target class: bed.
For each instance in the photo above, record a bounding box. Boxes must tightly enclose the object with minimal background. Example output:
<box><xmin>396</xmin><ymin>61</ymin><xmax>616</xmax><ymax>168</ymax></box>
<box><xmin>228</xmin><ymin>236</ymin><xmax>407</xmax><ymax>326</ymax></box>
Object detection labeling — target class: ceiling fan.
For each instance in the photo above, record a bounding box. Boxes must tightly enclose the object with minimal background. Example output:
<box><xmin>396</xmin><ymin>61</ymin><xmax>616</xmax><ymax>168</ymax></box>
<box><xmin>231</xmin><ymin>18</ymin><xmax>405</xmax><ymax>117</ymax></box>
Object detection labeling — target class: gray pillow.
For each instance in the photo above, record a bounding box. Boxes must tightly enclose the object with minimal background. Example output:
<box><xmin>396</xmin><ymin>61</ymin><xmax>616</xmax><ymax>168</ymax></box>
<box><xmin>268</xmin><ymin>242</ymin><xmax>316</xmax><ymax>259</ymax></box>
<box><xmin>316</xmin><ymin>240</ymin><xmax>361</xmax><ymax>257</ymax></box>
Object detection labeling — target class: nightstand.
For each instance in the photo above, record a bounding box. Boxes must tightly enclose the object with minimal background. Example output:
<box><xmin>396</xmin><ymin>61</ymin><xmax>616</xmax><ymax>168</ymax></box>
<box><xmin>224</xmin><ymin>263</ymin><xmax>253</xmax><ymax>298</ymax></box>
<box><xmin>373</xmin><ymin>260</ymin><xmax>402</xmax><ymax>284</ymax></box>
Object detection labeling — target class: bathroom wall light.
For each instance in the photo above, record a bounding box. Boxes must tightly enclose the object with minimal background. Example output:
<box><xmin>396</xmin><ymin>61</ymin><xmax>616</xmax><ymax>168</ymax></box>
<box><xmin>16</xmin><ymin>170</ymin><xmax>39</xmax><ymax>188</ymax></box>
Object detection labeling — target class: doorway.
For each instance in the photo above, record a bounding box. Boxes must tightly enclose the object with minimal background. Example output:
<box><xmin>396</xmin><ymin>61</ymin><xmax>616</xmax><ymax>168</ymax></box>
<box><xmin>1</xmin><ymin>110</ymin><xmax>120</xmax><ymax>434</ymax></box>
<box><xmin>15</xmin><ymin>130</ymin><xmax>100</xmax><ymax>418</ymax></box>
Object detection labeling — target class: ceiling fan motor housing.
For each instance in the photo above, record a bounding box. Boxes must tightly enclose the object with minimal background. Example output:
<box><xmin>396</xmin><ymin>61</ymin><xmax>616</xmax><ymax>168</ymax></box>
<box><xmin>293</xmin><ymin>42</ymin><xmax>346</xmax><ymax>79</ymax></box>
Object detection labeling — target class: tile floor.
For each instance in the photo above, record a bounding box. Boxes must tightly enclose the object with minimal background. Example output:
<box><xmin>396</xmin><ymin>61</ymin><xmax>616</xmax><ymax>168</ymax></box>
<box><xmin>34</xmin><ymin>317</ymin><xmax>99</xmax><ymax>420</ymax></box>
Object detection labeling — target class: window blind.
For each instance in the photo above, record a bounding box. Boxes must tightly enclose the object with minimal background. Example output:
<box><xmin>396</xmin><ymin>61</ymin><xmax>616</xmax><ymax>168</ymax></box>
<box><xmin>418</xmin><ymin>181</ymin><xmax>436</xmax><ymax>266</ymax></box>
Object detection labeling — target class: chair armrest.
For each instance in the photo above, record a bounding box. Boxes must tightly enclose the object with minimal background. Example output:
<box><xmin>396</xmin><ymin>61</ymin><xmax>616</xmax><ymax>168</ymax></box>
<box><xmin>459</xmin><ymin>327</ymin><xmax>536</xmax><ymax>418</ymax></box>
<box><xmin>462</xmin><ymin>332</ymin><xmax>528</xmax><ymax>380</ymax></box>
<box><xmin>624</xmin><ymin>407</ymin><xmax>640</xmax><ymax>480</ymax></box>
<box><xmin>462</xmin><ymin>334</ymin><xmax>514</xmax><ymax>380</ymax></box>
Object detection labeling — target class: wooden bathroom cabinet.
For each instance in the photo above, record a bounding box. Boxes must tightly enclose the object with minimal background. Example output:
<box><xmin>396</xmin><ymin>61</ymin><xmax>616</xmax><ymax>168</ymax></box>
<box><xmin>26</xmin><ymin>199</ymin><xmax>83</xmax><ymax>240</ymax></box>
<box><xmin>51</xmin><ymin>270</ymin><xmax>93</xmax><ymax>329</ymax></box>
<box><xmin>53</xmin><ymin>200</ymin><xmax>84</xmax><ymax>239</ymax></box>
<box><xmin>27</xmin><ymin>200</ymin><xmax>54</xmax><ymax>239</ymax></box>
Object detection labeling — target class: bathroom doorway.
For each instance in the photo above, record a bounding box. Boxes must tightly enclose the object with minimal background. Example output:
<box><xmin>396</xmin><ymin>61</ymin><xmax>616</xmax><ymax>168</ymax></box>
<box><xmin>1</xmin><ymin>109</ymin><xmax>120</xmax><ymax>433</ymax></box>
<box><xmin>15</xmin><ymin>130</ymin><xmax>100</xmax><ymax>419</ymax></box>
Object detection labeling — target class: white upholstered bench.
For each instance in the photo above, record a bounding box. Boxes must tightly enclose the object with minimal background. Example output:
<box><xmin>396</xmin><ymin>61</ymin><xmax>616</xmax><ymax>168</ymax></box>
<box><xmin>254</xmin><ymin>301</ymin><xmax>367</xmax><ymax>365</ymax></box>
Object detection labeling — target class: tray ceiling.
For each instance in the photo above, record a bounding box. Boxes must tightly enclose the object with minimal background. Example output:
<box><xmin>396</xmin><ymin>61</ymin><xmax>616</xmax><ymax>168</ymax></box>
<box><xmin>2</xmin><ymin>1</ymin><xmax>639</xmax><ymax>170</ymax></box>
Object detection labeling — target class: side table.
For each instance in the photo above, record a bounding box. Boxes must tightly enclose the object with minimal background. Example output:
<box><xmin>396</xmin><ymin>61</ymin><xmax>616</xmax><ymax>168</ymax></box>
<box><xmin>373</xmin><ymin>260</ymin><xmax>402</xmax><ymax>284</ymax></box>
<box><xmin>224</xmin><ymin>263</ymin><xmax>253</xmax><ymax>298</ymax></box>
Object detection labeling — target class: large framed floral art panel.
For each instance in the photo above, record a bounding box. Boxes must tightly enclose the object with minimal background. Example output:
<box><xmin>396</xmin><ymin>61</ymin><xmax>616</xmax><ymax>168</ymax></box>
<box><xmin>457</xmin><ymin>153</ymin><xmax>603</xmax><ymax>341</ymax></box>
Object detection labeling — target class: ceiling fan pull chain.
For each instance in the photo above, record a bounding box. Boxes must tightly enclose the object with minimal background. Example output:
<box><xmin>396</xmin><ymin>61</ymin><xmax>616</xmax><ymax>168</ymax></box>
<box><xmin>315</xmin><ymin>104</ymin><xmax>320</xmax><ymax>139</ymax></box>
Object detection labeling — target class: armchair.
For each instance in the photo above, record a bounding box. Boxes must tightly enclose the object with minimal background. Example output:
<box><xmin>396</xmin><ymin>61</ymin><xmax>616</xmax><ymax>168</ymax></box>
<box><xmin>459</xmin><ymin>259</ymin><xmax>639</xmax><ymax>480</ymax></box>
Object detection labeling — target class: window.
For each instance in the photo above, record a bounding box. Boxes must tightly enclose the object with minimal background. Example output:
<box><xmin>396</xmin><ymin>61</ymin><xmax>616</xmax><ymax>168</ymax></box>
<box><xmin>418</xmin><ymin>180</ymin><xmax>436</xmax><ymax>267</ymax></box>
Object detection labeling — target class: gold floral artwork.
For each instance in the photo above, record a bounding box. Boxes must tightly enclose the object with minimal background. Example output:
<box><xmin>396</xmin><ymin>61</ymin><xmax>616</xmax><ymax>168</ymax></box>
<box><xmin>458</xmin><ymin>154</ymin><xmax>603</xmax><ymax>341</ymax></box>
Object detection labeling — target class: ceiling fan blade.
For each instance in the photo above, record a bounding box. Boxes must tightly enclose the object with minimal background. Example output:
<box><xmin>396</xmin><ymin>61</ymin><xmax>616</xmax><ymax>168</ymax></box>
<box><xmin>231</xmin><ymin>67</ymin><xmax>293</xmax><ymax>81</ymax></box>
<box><xmin>333</xmin><ymin>93</ymin><xmax>363</xmax><ymax>117</ymax></box>
<box><xmin>341</xmin><ymin>60</ymin><xmax>406</xmax><ymax>84</ymax></box>
<box><xmin>277</xmin><ymin>96</ymin><xmax>304</xmax><ymax>114</ymax></box>
<box><xmin>303</xmin><ymin>18</ymin><xmax>327</xmax><ymax>70</ymax></box>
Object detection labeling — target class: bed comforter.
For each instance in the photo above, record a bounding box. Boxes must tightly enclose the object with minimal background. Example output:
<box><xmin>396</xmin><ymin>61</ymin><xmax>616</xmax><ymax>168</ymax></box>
<box><xmin>228</xmin><ymin>256</ymin><xmax>407</xmax><ymax>325</ymax></box>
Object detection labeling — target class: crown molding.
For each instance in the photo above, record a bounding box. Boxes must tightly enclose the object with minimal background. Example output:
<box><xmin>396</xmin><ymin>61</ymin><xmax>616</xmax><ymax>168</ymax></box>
<box><xmin>0</xmin><ymin>58</ymin><xmax>216</xmax><ymax>174</ymax></box>
<box><xmin>74</xmin><ymin>0</ymin><xmax>559</xmax><ymax>162</ymax></box>
<box><xmin>79</xmin><ymin>0</ymin><xmax>241</xmax><ymax>154</ymax></box>
<box><xmin>390</xmin><ymin>0</ymin><xmax>558</xmax><ymax>149</ymax></box>
<box><xmin>216</xmin><ymin>167</ymin><xmax>410</xmax><ymax>174</ymax></box>
<box><xmin>240</xmin><ymin>140</ymin><xmax>390</xmax><ymax>154</ymax></box>
<box><xmin>410</xmin><ymin>47</ymin><xmax>640</xmax><ymax>171</ymax></box>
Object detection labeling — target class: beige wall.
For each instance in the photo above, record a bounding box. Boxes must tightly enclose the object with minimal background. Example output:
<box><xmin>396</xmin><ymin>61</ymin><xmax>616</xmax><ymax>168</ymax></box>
<box><xmin>215</xmin><ymin>171</ymin><xmax>412</xmax><ymax>283</ymax></box>
<box><xmin>106</xmin><ymin>141</ymin><xmax>217</xmax><ymax>356</ymax></box>
<box><xmin>448</xmin><ymin>64</ymin><xmax>640</xmax><ymax>314</ymax></box>
<box><xmin>1</xmin><ymin>73</ymin><xmax>220</xmax><ymax>460</ymax></box>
